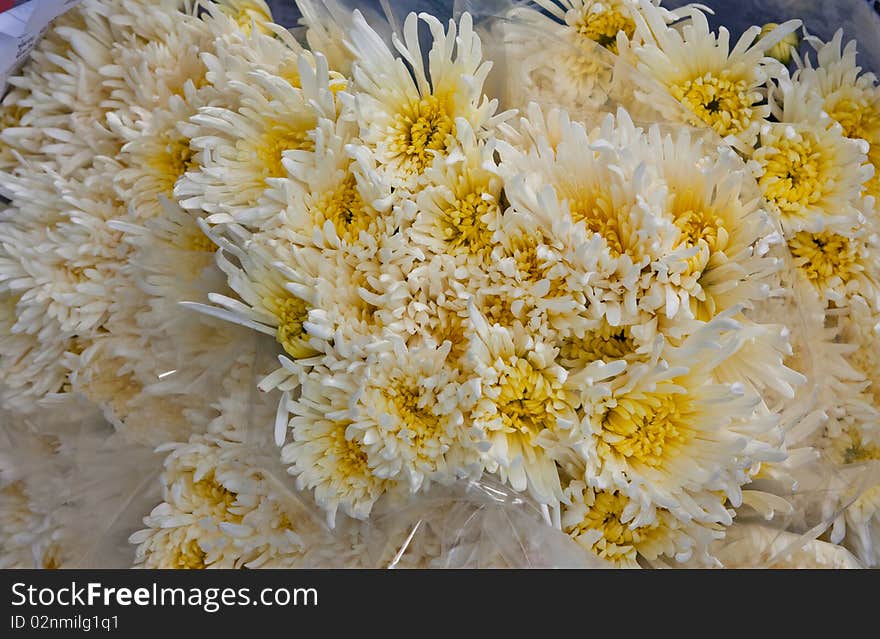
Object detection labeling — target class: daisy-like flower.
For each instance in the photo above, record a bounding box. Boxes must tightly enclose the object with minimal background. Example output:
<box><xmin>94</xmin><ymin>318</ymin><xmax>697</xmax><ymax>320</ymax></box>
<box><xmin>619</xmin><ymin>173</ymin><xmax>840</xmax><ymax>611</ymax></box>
<box><xmin>0</xmin><ymin>2</ymin><xmax>122</xmax><ymax>178</ymax></box>
<box><xmin>99</xmin><ymin>1</ymin><xmax>221</xmax><ymax>121</ymax></box>
<box><xmin>109</xmin><ymin>82</ymin><xmax>216</xmax><ymax>221</ymax></box>
<box><xmin>348</xmin><ymin>338</ymin><xmax>485</xmax><ymax>494</ymax></box>
<box><xmin>626</xmin><ymin>1</ymin><xmax>799</xmax><ymax>148</ymax></box>
<box><xmin>131</xmin><ymin>428</ymin><xmax>312</xmax><ymax>569</ymax></box>
<box><xmin>264</xmin><ymin>117</ymin><xmax>393</xmax><ymax>248</ymax></box>
<box><xmin>409</xmin><ymin>120</ymin><xmax>504</xmax><ymax>263</ymax></box>
<box><xmin>283</xmin><ymin>366</ymin><xmax>392</xmax><ymax>526</ymax></box>
<box><xmin>0</xmin><ymin>173</ymin><xmax>125</xmax><ymax>336</ymax></box>
<box><xmin>796</xmin><ymin>30</ymin><xmax>880</xmax><ymax>200</ymax></box>
<box><xmin>343</xmin><ymin>11</ymin><xmax>506</xmax><ymax>190</ymax></box>
<box><xmin>751</xmin><ymin>118</ymin><xmax>871</xmax><ymax>235</ymax></box>
<box><xmin>498</xmin><ymin>108</ymin><xmax>678</xmax><ymax>325</ymax></box>
<box><xmin>581</xmin><ymin>315</ymin><xmax>785</xmax><ymax>525</ymax></box>
<box><xmin>561</xmin><ymin>480</ymin><xmax>720</xmax><ymax>567</ymax></box>
<box><xmin>650</xmin><ymin>126</ymin><xmax>781</xmax><ymax>321</ymax></box>
<box><xmin>466</xmin><ymin>309</ymin><xmax>620</xmax><ymax>505</ymax></box>
<box><xmin>499</xmin><ymin>0</ymin><xmax>692</xmax><ymax>116</ymax></box>
<box><xmin>175</xmin><ymin>54</ymin><xmax>340</xmax><ymax>229</ymax></box>
<box><xmin>787</xmin><ymin>226</ymin><xmax>880</xmax><ymax>307</ymax></box>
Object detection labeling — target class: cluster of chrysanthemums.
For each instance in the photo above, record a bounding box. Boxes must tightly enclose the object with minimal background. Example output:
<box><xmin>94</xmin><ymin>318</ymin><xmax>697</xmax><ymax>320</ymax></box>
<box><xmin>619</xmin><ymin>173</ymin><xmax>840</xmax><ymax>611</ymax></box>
<box><xmin>0</xmin><ymin>0</ymin><xmax>878</xmax><ymax>568</ymax></box>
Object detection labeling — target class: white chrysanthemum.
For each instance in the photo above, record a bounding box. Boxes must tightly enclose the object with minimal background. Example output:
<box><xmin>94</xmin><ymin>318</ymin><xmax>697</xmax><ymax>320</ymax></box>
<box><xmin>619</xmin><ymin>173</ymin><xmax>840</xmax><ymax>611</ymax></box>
<box><xmin>581</xmin><ymin>315</ymin><xmax>785</xmax><ymax>525</ymax></box>
<box><xmin>0</xmin><ymin>2</ymin><xmax>122</xmax><ymax>177</ymax></box>
<box><xmin>561</xmin><ymin>480</ymin><xmax>721</xmax><ymax>567</ymax></box>
<box><xmin>795</xmin><ymin>30</ymin><xmax>880</xmax><ymax>200</ymax></box>
<box><xmin>649</xmin><ymin>125</ymin><xmax>781</xmax><ymax>321</ymax></box>
<box><xmin>751</xmin><ymin>120</ymin><xmax>871</xmax><ymax>235</ymax></box>
<box><xmin>0</xmin><ymin>290</ymin><xmax>75</xmax><ymax>413</ymax></box>
<box><xmin>466</xmin><ymin>309</ymin><xmax>622</xmax><ymax>505</ymax></box>
<box><xmin>409</xmin><ymin>120</ymin><xmax>504</xmax><ymax>263</ymax></box>
<box><xmin>176</xmin><ymin>54</ymin><xmax>341</xmax><ymax>229</ymax></box>
<box><xmin>786</xmin><ymin>225</ymin><xmax>880</xmax><ymax>308</ymax></box>
<box><xmin>343</xmin><ymin>11</ymin><xmax>505</xmax><ymax>190</ymax></box>
<box><xmin>262</xmin><ymin>117</ymin><xmax>393</xmax><ymax>247</ymax></box>
<box><xmin>499</xmin><ymin>109</ymin><xmax>680</xmax><ymax>325</ymax></box>
<box><xmin>283</xmin><ymin>366</ymin><xmax>392</xmax><ymax>525</ymax></box>
<box><xmin>348</xmin><ymin>338</ymin><xmax>485</xmax><ymax>493</ymax></box>
<box><xmin>625</xmin><ymin>1</ymin><xmax>799</xmax><ymax>147</ymax></box>
<box><xmin>499</xmin><ymin>0</ymin><xmax>692</xmax><ymax>115</ymax></box>
<box><xmin>131</xmin><ymin>432</ymin><xmax>310</xmax><ymax>569</ymax></box>
<box><xmin>99</xmin><ymin>1</ymin><xmax>220</xmax><ymax>121</ymax></box>
<box><xmin>0</xmin><ymin>174</ymin><xmax>125</xmax><ymax>335</ymax></box>
<box><xmin>109</xmin><ymin>82</ymin><xmax>219</xmax><ymax>222</ymax></box>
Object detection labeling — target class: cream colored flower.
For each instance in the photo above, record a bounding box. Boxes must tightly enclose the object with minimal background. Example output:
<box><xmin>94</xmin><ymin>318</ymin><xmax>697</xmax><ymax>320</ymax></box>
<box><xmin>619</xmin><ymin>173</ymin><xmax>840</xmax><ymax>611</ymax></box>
<box><xmin>343</xmin><ymin>11</ymin><xmax>506</xmax><ymax>190</ymax></box>
<box><xmin>751</xmin><ymin>121</ymin><xmax>871</xmax><ymax>235</ymax></box>
<box><xmin>466</xmin><ymin>309</ymin><xmax>620</xmax><ymax>505</ymax></box>
<box><xmin>787</xmin><ymin>226</ymin><xmax>880</xmax><ymax>307</ymax></box>
<box><xmin>409</xmin><ymin>121</ymin><xmax>504</xmax><ymax>263</ymax></box>
<box><xmin>561</xmin><ymin>480</ymin><xmax>720</xmax><ymax>567</ymax></box>
<box><xmin>175</xmin><ymin>54</ymin><xmax>340</xmax><ymax>229</ymax></box>
<box><xmin>348</xmin><ymin>339</ymin><xmax>485</xmax><ymax>493</ymax></box>
<box><xmin>581</xmin><ymin>316</ymin><xmax>785</xmax><ymax>525</ymax></box>
<box><xmin>796</xmin><ymin>30</ymin><xmax>880</xmax><ymax>200</ymax></box>
<box><xmin>131</xmin><ymin>433</ymin><xmax>309</xmax><ymax>569</ymax></box>
<box><xmin>283</xmin><ymin>366</ymin><xmax>393</xmax><ymax>525</ymax></box>
<box><xmin>500</xmin><ymin>0</ymin><xmax>691</xmax><ymax>114</ymax></box>
<box><xmin>627</xmin><ymin>1</ymin><xmax>799</xmax><ymax>148</ymax></box>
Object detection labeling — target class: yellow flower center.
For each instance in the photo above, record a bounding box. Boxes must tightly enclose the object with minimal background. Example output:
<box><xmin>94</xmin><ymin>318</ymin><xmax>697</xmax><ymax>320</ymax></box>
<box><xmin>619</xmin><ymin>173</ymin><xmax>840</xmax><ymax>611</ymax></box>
<box><xmin>826</xmin><ymin>96</ymin><xmax>880</xmax><ymax>144</ymax></box>
<box><xmin>675</xmin><ymin>208</ymin><xmax>724</xmax><ymax>253</ymax></box>
<box><xmin>495</xmin><ymin>358</ymin><xmax>567</xmax><ymax>446</ymax></box>
<box><xmin>0</xmin><ymin>103</ymin><xmax>27</xmax><ymax>131</ymax></box>
<box><xmin>316</xmin><ymin>173</ymin><xmax>371</xmax><ymax>242</ymax></box>
<box><xmin>271</xmin><ymin>294</ymin><xmax>314</xmax><ymax>358</ymax></box>
<box><xmin>670</xmin><ymin>72</ymin><xmax>755</xmax><ymax>137</ymax></box>
<box><xmin>479</xmin><ymin>293</ymin><xmax>521</xmax><ymax>326</ymax></box>
<box><xmin>186</xmin><ymin>228</ymin><xmax>216</xmax><ymax>253</ymax></box>
<box><xmin>173</xmin><ymin>538</ymin><xmax>206</xmax><ymax>569</ymax></box>
<box><xmin>192</xmin><ymin>476</ymin><xmax>238</xmax><ymax>512</ymax></box>
<box><xmin>559</xmin><ymin>324</ymin><xmax>634</xmax><ymax>369</ymax></box>
<box><xmin>825</xmin><ymin>95</ymin><xmax>880</xmax><ymax>198</ymax></box>
<box><xmin>441</xmin><ymin>190</ymin><xmax>498</xmax><ymax>256</ymax></box>
<box><xmin>601</xmin><ymin>391</ymin><xmax>693</xmax><ymax>468</ymax></box>
<box><xmin>328</xmin><ymin>422</ymin><xmax>372</xmax><ymax>481</ymax></box>
<box><xmin>386</xmin><ymin>384</ymin><xmax>441</xmax><ymax>451</ymax></box>
<box><xmin>565</xmin><ymin>490</ymin><xmax>662</xmax><ymax>564</ymax></box>
<box><xmin>570</xmin><ymin>194</ymin><xmax>631</xmax><ymax>259</ymax></box>
<box><xmin>155</xmin><ymin>135</ymin><xmax>197</xmax><ymax>194</ymax></box>
<box><xmin>392</xmin><ymin>95</ymin><xmax>456</xmax><ymax>177</ymax></box>
<box><xmin>218</xmin><ymin>1</ymin><xmax>274</xmax><ymax>35</ymax></box>
<box><xmin>788</xmin><ymin>231</ymin><xmax>857</xmax><ymax>289</ymax></box>
<box><xmin>573</xmin><ymin>6</ymin><xmax>635</xmax><ymax>54</ymax></box>
<box><xmin>255</xmin><ymin>124</ymin><xmax>314</xmax><ymax>179</ymax></box>
<box><xmin>756</xmin><ymin>130</ymin><xmax>828</xmax><ymax>220</ymax></box>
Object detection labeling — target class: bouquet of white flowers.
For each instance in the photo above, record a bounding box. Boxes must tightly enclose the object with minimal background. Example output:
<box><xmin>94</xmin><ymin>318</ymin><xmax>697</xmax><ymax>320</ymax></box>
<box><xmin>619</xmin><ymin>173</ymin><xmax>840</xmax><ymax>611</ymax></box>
<box><xmin>1</xmin><ymin>0</ymin><xmax>878</xmax><ymax>569</ymax></box>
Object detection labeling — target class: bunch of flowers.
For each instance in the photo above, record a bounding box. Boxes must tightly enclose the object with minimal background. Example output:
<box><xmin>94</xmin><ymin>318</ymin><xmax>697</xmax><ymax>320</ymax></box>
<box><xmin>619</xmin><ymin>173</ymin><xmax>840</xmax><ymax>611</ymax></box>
<box><xmin>1</xmin><ymin>0</ymin><xmax>878</xmax><ymax>568</ymax></box>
